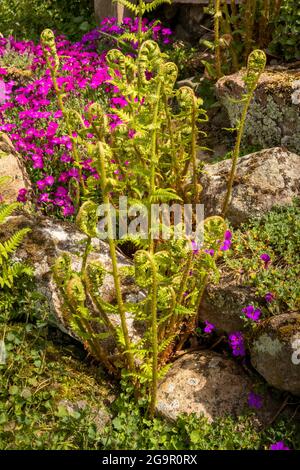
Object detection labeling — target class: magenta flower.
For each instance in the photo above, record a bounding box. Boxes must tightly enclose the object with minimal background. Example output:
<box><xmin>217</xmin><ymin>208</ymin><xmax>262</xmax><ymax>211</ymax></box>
<box><xmin>108</xmin><ymin>113</ymin><xmax>123</xmax><ymax>130</ymax></box>
<box><xmin>228</xmin><ymin>331</ymin><xmax>246</xmax><ymax>357</ymax></box>
<box><xmin>242</xmin><ymin>305</ymin><xmax>261</xmax><ymax>322</ymax></box>
<box><xmin>205</xmin><ymin>249</ymin><xmax>215</xmax><ymax>257</ymax></box>
<box><xmin>220</xmin><ymin>230</ymin><xmax>232</xmax><ymax>251</ymax></box>
<box><xmin>44</xmin><ymin>175</ymin><xmax>55</xmax><ymax>186</ymax></box>
<box><xmin>265</xmin><ymin>292</ymin><xmax>274</xmax><ymax>303</ymax></box>
<box><xmin>38</xmin><ymin>193</ymin><xmax>51</xmax><ymax>203</ymax></box>
<box><xmin>36</xmin><ymin>179</ymin><xmax>46</xmax><ymax>190</ymax></box>
<box><xmin>63</xmin><ymin>205</ymin><xmax>75</xmax><ymax>217</ymax></box>
<box><xmin>191</xmin><ymin>240</ymin><xmax>200</xmax><ymax>255</ymax></box>
<box><xmin>111</xmin><ymin>96</ymin><xmax>128</xmax><ymax>108</ymax></box>
<box><xmin>248</xmin><ymin>391</ymin><xmax>263</xmax><ymax>409</ymax></box>
<box><xmin>17</xmin><ymin>188</ymin><xmax>27</xmax><ymax>202</ymax></box>
<box><xmin>204</xmin><ymin>321</ymin><xmax>215</xmax><ymax>334</ymax></box>
<box><xmin>162</xmin><ymin>27</ymin><xmax>172</xmax><ymax>36</ymax></box>
<box><xmin>128</xmin><ymin>129</ymin><xmax>135</xmax><ymax>139</ymax></box>
<box><xmin>269</xmin><ymin>441</ymin><xmax>290</xmax><ymax>450</ymax></box>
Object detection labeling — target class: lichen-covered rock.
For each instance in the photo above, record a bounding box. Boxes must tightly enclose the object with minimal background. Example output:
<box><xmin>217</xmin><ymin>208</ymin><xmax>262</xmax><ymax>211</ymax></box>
<box><xmin>156</xmin><ymin>350</ymin><xmax>276</xmax><ymax>423</ymax></box>
<box><xmin>199</xmin><ymin>272</ymin><xmax>256</xmax><ymax>333</ymax></box>
<box><xmin>216</xmin><ymin>68</ymin><xmax>300</xmax><ymax>153</ymax></box>
<box><xmin>0</xmin><ymin>213</ymin><xmax>143</xmax><ymax>350</ymax></box>
<box><xmin>0</xmin><ymin>133</ymin><xmax>30</xmax><ymax>202</ymax></box>
<box><xmin>250</xmin><ymin>313</ymin><xmax>300</xmax><ymax>396</ymax></box>
<box><xmin>200</xmin><ymin>147</ymin><xmax>300</xmax><ymax>225</ymax></box>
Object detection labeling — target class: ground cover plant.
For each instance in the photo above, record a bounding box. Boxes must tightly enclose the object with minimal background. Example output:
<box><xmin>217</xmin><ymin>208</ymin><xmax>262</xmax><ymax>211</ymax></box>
<box><xmin>224</xmin><ymin>200</ymin><xmax>300</xmax><ymax>317</ymax></box>
<box><xmin>1</xmin><ymin>320</ymin><xmax>299</xmax><ymax>450</ymax></box>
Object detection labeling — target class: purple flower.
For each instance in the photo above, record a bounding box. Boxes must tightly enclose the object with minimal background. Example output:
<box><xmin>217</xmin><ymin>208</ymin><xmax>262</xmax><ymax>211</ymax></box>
<box><xmin>220</xmin><ymin>230</ymin><xmax>232</xmax><ymax>251</ymax></box>
<box><xmin>17</xmin><ymin>188</ymin><xmax>27</xmax><ymax>202</ymax></box>
<box><xmin>44</xmin><ymin>175</ymin><xmax>55</xmax><ymax>186</ymax></box>
<box><xmin>63</xmin><ymin>205</ymin><xmax>75</xmax><ymax>217</ymax></box>
<box><xmin>128</xmin><ymin>129</ymin><xmax>135</xmax><ymax>139</ymax></box>
<box><xmin>38</xmin><ymin>193</ymin><xmax>51</xmax><ymax>203</ymax></box>
<box><xmin>269</xmin><ymin>441</ymin><xmax>290</xmax><ymax>450</ymax></box>
<box><xmin>162</xmin><ymin>27</ymin><xmax>172</xmax><ymax>36</ymax></box>
<box><xmin>204</xmin><ymin>321</ymin><xmax>215</xmax><ymax>334</ymax></box>
<box><xmin>248</xmin><ymin>391</ymin><xmax>263</xmax><ymax>409</ymax></box>
<box><xmin>191</xmin><ymin>239</ymin><xmax>200</xmax><ymax>255</ymax></box>
<box><xmin>242</xmin><ymin>305</ymin><xmax>261</xmax><ymax>322</ymax></box>
<box><xmin>205</xmin><ymin>249</ymin><xmax>215</xmax><ymax>257</ymax></box>
<box><xmin>111</xmin><ymin>96</ymin><xmax>128</xmax><ymax>108</ymax></box>
<box><xmin>265</xmin><ymin>292</ymin><xmax>274</xmax><ymax>303</ymax></box>
<box><xmin>36</xmin><ymin>179</ymin><xmax>46</xmax><ymax>190</ymax></box>
<box><xmin>108</xmin><ymin>113</ymin><xmax>123</xmax><ymax>130</ymax></box>
<box><xmin>228</xmin><ymin>331</ymin><xmax>246</xmax><ymax>357</ymax></box>
<box><xmin>260</xmin><ymin>253</ymin><xmax>271</xmax><ymax>268</ymax></box>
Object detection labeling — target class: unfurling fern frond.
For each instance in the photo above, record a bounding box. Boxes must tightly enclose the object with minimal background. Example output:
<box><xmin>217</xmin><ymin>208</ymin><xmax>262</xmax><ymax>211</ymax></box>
<box><xmin>76</xmin><ymin>200</ymin><xmax>98</xmax><ymax>237</ymax></box>
<box><xmin>138</xmin><ymin>40</ymin><xmax>161</xmax><ymax>83</ymax></box>
<box><xmin>244</xmin><ymin>49</ymin><xmax>266</xmax><ymax>93</ymax></box>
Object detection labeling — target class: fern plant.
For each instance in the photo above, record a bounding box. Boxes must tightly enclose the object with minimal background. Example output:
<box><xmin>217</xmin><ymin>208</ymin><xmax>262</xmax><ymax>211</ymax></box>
<box><xmin>0</xmin><ymin>177</ymin><xmax>32</xmax><ymax>291</ymax></box>
<box><xmin>113</xmin><ymin>0</ymin><xmax>171</xmax><ymax>48</ymax></box>
<box><xmin>44</xmin><ymin>26</ymin><xmax>230</xmax><ymax>416</ymax></box>
<box><xmin>207</xmin><ymin>0</ymin><xmax>281</xmax><ymax>76</ymax></box>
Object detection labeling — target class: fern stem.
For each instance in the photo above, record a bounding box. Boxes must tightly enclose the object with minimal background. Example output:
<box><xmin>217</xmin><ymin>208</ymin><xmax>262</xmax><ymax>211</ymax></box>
<box><xmin>167</xmin><ymin>249</ymin><xmax>193</xmax><ymax>335</ymax></box>
<box><xmin>222</xmin><ymin>0</ymin><xmax>239</xmax><ymax>72</ymax></box>
<box><xmin>221</xmin><ymin>92</ymin><xmax>252</xmax><ymax>217</ymax></box>
<box><xmin>97</xmin><ymin>142</ymin><xmax>135</xmax><ymax>373</ymax></box>
<box><xmin>140</xmin><ymin>250</ymin><xmax>158</xmax><ymax>418</ymax></box>
<box><xmin>163</xmin><ymin>93</ymin><xmax>178</xmax><ymax>182</ymax></box>
<box><xmin>214</xmin><ymin>0</ymin><xmax>222</xmax><ymax>78</ymax></box>
<box><xmin>80</xmin><ymin>237</ymin><xmax>91</xmax><ymax>276</ymax></box>
<box><xmin>244</xmin><ymin>0</ymin><xmax>257</xmax><ymax>60</ymax></box>
<box><xmin>86</xmin><ymin>287</ymin><xmax>118</xmax><ymax>337</ymax></box>
<box><xmin>149</xmin><ymin>80</ymin><xmax>162</xmax><ymax>254</ymax></box>
<box><xmin>191</xmin><ymin>95</ymin><xmax>198</xmax><ymax>205</ymax></box>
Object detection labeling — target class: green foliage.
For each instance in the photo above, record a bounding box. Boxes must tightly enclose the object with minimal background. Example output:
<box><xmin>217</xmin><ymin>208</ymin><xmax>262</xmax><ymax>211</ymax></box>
<box><xmin>0</xmin><ymin>322</ymin><xmax>109</xmax><ymax>450</ymax></box>
<box><xmin>206</xmin><ymin>0</ymin><xmax>281</xmax><ymax>77</ymax></box>
<box><xmin>1</xmin><ymin>323</ymin><xmax>299</xmax><ymax>450</ymax></box>
<box><xmin>0</xmin><ymin>0</ymin><xmax>94</xmax><ymax>41</ymax></box>
<box><xmin>101</xmin><ymin>388</ymin><xmax>300</xmax><ymax>450</ymax></box>
<box><xmin>0</xmin><ymin>180</ymin><xmax>32</xmax><ymax>313</ymax></box>
<box><xmin>224</xmin><ymin>200</ymin><xmax>300</xmax><ymax>315</ymax></box>
<box><xmin>269</xmin><ymin>0</ymin><xmax>300</xmax><ymax>61</ymax></box>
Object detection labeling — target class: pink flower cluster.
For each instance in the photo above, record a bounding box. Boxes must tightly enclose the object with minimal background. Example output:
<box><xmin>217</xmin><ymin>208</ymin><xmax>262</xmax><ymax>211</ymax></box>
<box><xmin>0</xmin><ymin>18</ymin><xmax>173</xmax><ymax>216</ymax></box>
